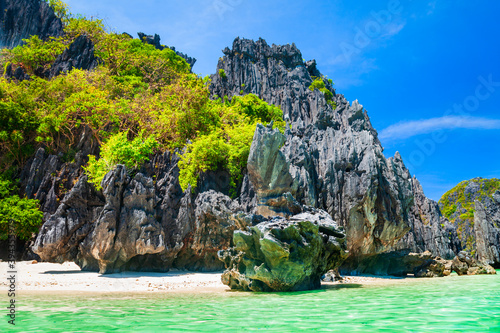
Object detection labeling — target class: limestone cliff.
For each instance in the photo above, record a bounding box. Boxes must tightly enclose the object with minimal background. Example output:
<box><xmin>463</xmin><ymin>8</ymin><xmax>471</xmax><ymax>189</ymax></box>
<box><xmin>0</xmin><ymin>0</ymin><xmax>63</xmax><ymax>48</ymax></box>
<box><xmin>210</xmin><ymin>37</ymin><xmax>460</xmax><ymax>273</ymax></box>
<box><xmin>20</xmin><ymin>35</ymin><xmax>467</xmax><ymax>275</ymax></box>
<box><xmin>439</xmin><ymin>178</ymin><xmax>500</xmax><ymax>267</ymax></box>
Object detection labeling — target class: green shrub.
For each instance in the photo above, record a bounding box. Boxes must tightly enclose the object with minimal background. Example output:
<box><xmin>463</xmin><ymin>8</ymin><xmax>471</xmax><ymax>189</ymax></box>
<box><xmin>0</xmin><ymin>178</ymin><xmax>43</xmax><ymax>241</ymax></box>
<box><xmin>84</xmin><ymin>131</ymin><xmax>158</xmax><ymax>189</ymax></box>
<box><xmin>4</xmin><ymin>35</ymin><xmax>67</xmax><ymax>74</ymax></box>
<box><xmin>442</xmin><ymin>204</ymin><xmax>457</xmax><ymax>219</ymax></box>
<box><xmin>64</xmin><ymin>16</ymin><xmax>105</xmax><ymax>41</ymax></box>
<box><xmin>178</xmin><ymin>130</ymin><xmax>227</xmax><ymax>191</ymax></box>
<box><xmin>0</xmin><ymin>99</ymin><xmax>39</xmax><ymax>168</ymax></box>
<box><xmin>219</xmin><ymin>68</ymin><xmax>226</xmax><ymax>79</ymax></box>
<box><xmin>0</xmin><ymin>2</ymin><xmax>285</xmax><ymax>199</ymax></box>
<box><xmin>178</xmin><ymin>94</ymin><xmax>285</xmax><ymax>194</ymax></box>
<box><xmin>309</xmin><ymin>77</ymin><xmax>335</xmax><ymax>108</ymax></box>
<box><xmin>45</xmin><ymin>0</ymin><xmax>71</xmax><ymax>22</ymax></box>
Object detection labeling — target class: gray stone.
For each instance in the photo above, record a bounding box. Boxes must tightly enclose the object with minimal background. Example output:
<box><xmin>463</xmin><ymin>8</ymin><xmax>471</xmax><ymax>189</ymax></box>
<box><xmin>46</xmin><ymin>35</ymin><xmax>100</xmax><ymax>78</ymax></box>
<box><xmin>451</xmin><ymin>251</ymin><xmax>496</xmax><ymax>276</ymax></box>
<box><xmin>475</xmin><ymin>198</ymin><xmax>500</xmax><ymax>266</ymax></box>
<box><xmin>215</xmin><ymin>38</ymin><xmax>455</xmax><ymax>274</ymax></box>
<box><xmin>218</xmin><ymin>210</ymin><xmax>347</xmax><ymax>291</ymax></box>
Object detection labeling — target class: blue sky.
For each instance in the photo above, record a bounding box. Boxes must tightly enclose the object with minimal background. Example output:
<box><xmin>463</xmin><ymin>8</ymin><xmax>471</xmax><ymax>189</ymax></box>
<box><xmin>64</xmin><ymin>0</ymin><xmax>500</xmax><ymax>201</ymax></box>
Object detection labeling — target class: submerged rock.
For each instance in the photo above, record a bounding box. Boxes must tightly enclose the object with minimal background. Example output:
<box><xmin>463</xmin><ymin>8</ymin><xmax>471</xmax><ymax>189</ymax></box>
<box><xmin>218</xmin><ymin>209</ymin><xmax>347</xmax><ymax>291</ymax></box>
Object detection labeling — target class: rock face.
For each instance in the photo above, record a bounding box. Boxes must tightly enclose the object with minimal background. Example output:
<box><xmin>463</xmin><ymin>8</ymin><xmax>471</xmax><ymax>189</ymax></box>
<box><xmin>0</xmin><ymin>0</ymin><xmax>63</xmax><ymax>49</ymax></box>
<box><xmin>4</xmin><ymin>63</ymin><xmax>30</xmax><ymax>81</ymax></box>
<box><xmin>451</xmin><ymin>251</ymin><xmax>496</xmax><ymax>275</ymax></box>
<box><xmin>31</xmin><ymin>147</ymin><xmax>255</xmax><ymax>273</ymax></box>
<box><xmin>211</xmin><ymin>37</ymin><xmax>460</xmax><ymax>274</ymax></box>
<box><xmin>46</xmin><ymin>35</ymin><xmax>100</xmax><ymax>78</ymax></box>
<box><xmin>218</xmin><ymin>209</ymin><xmax>347</xmax><ymax>291</ymax></box>
<box><xmin>137</xmin><ymin>32</ymin><xmax>197</xmax><ymax>70</ymax></box>
<box><xmin>475</xmin><ymin>195</ymin><xmax>500</xmax><ymax>267</ymax></box>
<box><xmin>246</xmin><ymin>123</ymin><xmax>299</xmax><ymax>217</ymax></box>
<box><xmin>27</xmin><ymin>36</ymin><xmax>488</xmax><ymax>278</ymax></box>
<box><xmin>439</xmin><ymin>178</ymin><xmax>500</xmax><ymax>267</ymax></box>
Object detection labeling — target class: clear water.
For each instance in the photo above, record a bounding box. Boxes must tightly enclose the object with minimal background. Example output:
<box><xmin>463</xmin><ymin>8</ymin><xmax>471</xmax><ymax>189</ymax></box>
<box><xmin>4</xmin><ymin>271</ymin><xmax>500</xmax><ymax>332</ymax></box>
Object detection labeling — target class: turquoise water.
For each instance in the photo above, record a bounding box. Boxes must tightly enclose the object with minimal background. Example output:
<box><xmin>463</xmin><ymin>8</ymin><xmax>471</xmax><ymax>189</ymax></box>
<box><xmin>4</xmin><ymin>271</ymin><xmax>500</xmax><ymax>332</ymax></box>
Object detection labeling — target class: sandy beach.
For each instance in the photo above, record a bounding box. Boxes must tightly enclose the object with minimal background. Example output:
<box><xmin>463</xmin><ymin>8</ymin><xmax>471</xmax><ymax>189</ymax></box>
<box><xmin>1</xmin><ymin>261</ymin><xmax>403</xmax><ymax>293</ymax></box>
<box><xmin>1</xmin><ymin>261</ymin><xmax>227</xmax><ymax>293</ymax></box>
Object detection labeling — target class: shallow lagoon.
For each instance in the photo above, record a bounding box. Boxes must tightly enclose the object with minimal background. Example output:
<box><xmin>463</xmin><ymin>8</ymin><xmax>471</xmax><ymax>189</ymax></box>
<box><xmin>7</xmin><ymin>271</ymin><xmax>500</xmax><ymax>332</ymax></box>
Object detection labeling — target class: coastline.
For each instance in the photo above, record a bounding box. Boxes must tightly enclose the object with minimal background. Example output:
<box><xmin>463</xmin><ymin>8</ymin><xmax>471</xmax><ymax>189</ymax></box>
<box><xmin>1</xmin><ymin>261</ymin><xmax>409</xmax><ymax>294</ymax></box>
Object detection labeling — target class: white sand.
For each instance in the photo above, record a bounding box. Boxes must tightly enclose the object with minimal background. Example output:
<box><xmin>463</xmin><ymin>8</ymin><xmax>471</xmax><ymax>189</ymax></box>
<box><xmin>1</xmin><ymin>261</ymin><xmax>228</xmax><ymax>293</ymax></box>
<box><xmin>1</xmin><ymin>261</ymin><xmax>399</xmax><ymax>293</ymax></box>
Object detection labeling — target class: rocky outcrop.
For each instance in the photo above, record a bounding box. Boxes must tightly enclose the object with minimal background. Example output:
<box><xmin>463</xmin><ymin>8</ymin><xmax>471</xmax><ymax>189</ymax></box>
<box><xmin>32</xmin><ymin>147</ymin><xmax>256</xmax><ymax>273</ymax></box>
<box><xmin>0</xmin><ymin>0</ymin><xmax>63</xmax><ymax>49</ymax></box>
<box><xmin>395</xmin><ymin>177</ymin><xmax>461</xmax><ymax>259</ymax></box>
<box><xmin>210</xmin><ymin>37</ymin><xmax>461</xmax><ymax>274</ymax></box>
<box><xmin>439</xmin><ymin>178</ymin><xmax>500</xmax><ymax>267</ymax></box>
<box><xmin>46</xmin><ymin>35</ymin><xmax>100</xmax><ymax>78</ymax></box>
<box><xmin>172</xmin><ymin>190</ymin><xmax>257</xmax><ymax>271</ymax></box>
<box><xmin>137</xmin><ymin>32</ymin><xmax>196</xmax><ymax>69</ymax></box>
<box><xmin>4</xmin><ymin>63</ymin><xmax>30</xmax><ymax>81</ymax></box>
<box><xmin>32</xmin><ymin>175</ymin><xmax>104</xmax><ymax>263</ymax></box>
<box><xmin>246</xmin><ymin>123</ymin><xmax>299</xmax><ymax>217</ymax></box>
<box><xmin>475</xmin><ymin>194</ymin><xmax>500</xmax><ymax>267</ymax></box>
<box><xmin>218</xmin><ymin>208</ymin><xmax>347</xmax><ymax>291</ymax></box>
<box><xmin>451</xmin><ymin>251</ymin><xmax>496</xmax><ymax>275</ymax></box>
<box><xmin>27</xmin><ymin>36</ymin><xmax>478</xmax><ymax>278</ymax></box>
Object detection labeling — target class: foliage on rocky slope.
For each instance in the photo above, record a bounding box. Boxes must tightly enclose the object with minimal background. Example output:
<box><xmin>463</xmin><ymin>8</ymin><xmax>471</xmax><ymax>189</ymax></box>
<box><xmin>439</xmin><ymin>178</ymin><xmax>500</xmax><ymax>253</ymax></box>
<box><xmin>0</xmin><ymin>0</ymin><xmax>283</xmax><ymax>240</ymax></box>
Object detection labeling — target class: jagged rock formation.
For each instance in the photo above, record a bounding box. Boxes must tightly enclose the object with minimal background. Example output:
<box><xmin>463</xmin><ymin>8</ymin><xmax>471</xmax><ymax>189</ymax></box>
<box><xmin>246</xmin><ymin>123</ymin><xmax>300</xmax><ymax>217</ymax></box>
<box><xmin>451</xmin><ymin>251</ymin><xmax>496</xmax><ymax>275</ymax></box>
<box><xmin>475</xmin><ymin>194</ymin><xmax>500</xmax><ymax>267</ymax></box>
<box><xmin>46</xmin><ymin>34</ymin><xmax>100</xmax><ymax>78</ymax></box>
<box><xmin>137</xmin><ymin>32</ymin><xmax>196</xmax><ymax>69</ymax></box>
<box><xmin>20</xmin><ymin>126</ymin><xmax>99</xmax><ymax>215</ymax></box>
<box><xmin>394</xmin><ymin>177</ymin><xmax>460</xmax><ymax>259</ymax></box>
<box><xmin>0</xmin><ymin>0</ymin><xmax>63</xmax><ymax>49</ymax></box>
<box><xmin>211</xmin><ymin>37</ymin><xmax>460</xmax><ymax>274</ymax></box>
<box><xmin>218</xmin><ymin>209</ymin><xmax>347</xmax><ymax>291</ymax></box>
<box><xmin>25</xmin><ymin>36</ymin><xmax>485</xmax><ymax>277</ymax></box>
<box><xmin>30</xmin><ymin>146</ymin><xmax>257</xmax><ymax>273</ymax></box>
<box><xmin>439</xmin><ymin>178</ymin><xmax>500</xmax><ymax>267</ymax></box>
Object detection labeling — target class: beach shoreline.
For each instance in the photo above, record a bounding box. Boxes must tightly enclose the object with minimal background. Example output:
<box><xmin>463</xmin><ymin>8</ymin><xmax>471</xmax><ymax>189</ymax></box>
<box><xmin>1</xmin><ymin>261</ymin><xmax>410</xmax><ymax>294</ymax></box>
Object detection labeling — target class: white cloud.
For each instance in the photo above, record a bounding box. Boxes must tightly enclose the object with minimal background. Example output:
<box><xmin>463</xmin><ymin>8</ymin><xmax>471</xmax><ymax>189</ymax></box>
<box><xmin>379</xmin><ymin>116</ymin><xmax>500</xmax><ymax>141</ymax></box>
<box><xmin>381</xmin><ymin>22</ymin><xmax>406</xmax><ymax>38</ymax></box>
